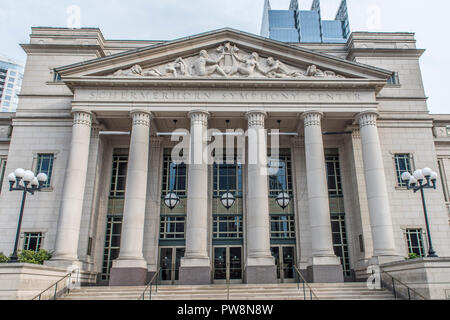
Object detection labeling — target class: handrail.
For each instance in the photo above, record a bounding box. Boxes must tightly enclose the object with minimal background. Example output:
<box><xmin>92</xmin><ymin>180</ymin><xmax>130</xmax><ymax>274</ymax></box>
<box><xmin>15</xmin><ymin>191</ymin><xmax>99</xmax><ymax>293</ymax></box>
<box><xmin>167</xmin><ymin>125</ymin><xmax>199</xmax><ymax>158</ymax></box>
<box><xmin>380</xmin><ymin>269</ymin><xmax>428</xmax><ymax>300</ymax></box>
<box><xmin>139</xmin><ymin>268</ymin><xmax>162</xmax><ymax>300</ymax></box>
<box><xmin>293</xmin><ymin>266</ymin><xmax>319</xmax><ymax>300</ymax></box>
<box><xmin>32</xmin><ymin>271</ymin><xmax>75</xmax><ymax>300</ymax></box>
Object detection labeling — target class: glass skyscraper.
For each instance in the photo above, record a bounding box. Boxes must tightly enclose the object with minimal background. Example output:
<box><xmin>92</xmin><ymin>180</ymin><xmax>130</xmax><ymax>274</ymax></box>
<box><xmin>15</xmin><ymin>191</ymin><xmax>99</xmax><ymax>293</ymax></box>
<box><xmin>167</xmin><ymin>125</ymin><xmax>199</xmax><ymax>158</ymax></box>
<box><xmin>0</xmin><ymin>55</ymin><xmax>24</xmax><ymax>112</ymax></box>
<box><xmin>261</xmin><ymin>0</ymin><xmax>350</xmax><ymax>43</ymax></box>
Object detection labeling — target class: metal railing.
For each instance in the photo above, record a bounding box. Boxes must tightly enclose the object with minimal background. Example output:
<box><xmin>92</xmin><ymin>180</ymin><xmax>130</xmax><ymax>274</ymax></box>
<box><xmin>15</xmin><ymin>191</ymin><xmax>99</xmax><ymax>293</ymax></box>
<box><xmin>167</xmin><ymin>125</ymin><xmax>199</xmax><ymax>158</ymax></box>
<box><xmin>380</xmin><ymin>270</ymin><xmax>428</xmax><ymax>300</ymax></box>
<box><xmin>32</xmin><ymin>270</ymin><xmax>77</xmax><ymax>300</ymax></box>
<box><xmin>293</xmin><ymin>266</ymin><xmax>319</xmax><ymax>300</ymax></box>
<box><xmin>139</xmin><ymin>268</ymin><xmax>162</xmax><ymax>300</ymax></box>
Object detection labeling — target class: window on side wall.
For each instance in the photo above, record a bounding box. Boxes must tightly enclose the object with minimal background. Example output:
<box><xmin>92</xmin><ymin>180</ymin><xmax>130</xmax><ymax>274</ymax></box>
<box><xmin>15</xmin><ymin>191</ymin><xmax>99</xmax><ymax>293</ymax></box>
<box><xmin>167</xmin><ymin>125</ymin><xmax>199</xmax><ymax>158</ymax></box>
<box><xmin>23</xmin><ymin>232</ymin><xmax>44</xmax><ymax>252</ymax></box>
<box><xmin>405</xmin><ymin>229</ymin><xmax>425</xmax><ymax>257</ymax></box>
<box><xmin>387</xmin><ymin>72</ymin><xmax>400</xmax><ymax>85</ymax></box>
<box><xmin>35</xmin><ymin>154</ymin><xmax>54</xmax><ymax>188</ymax></box>
<box><xmin>394</xmin><ymin>154</ymin><xmax>412</xmax><ymax>187</ymax></box>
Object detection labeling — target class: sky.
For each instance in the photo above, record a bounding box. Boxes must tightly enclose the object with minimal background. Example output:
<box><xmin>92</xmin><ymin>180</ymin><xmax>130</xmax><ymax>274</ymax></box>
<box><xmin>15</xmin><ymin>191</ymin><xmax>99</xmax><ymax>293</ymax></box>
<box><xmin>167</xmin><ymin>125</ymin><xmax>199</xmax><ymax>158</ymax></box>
<box><xmin>0</xmin><ymin>0</ymin><xmax>448</xmax><ymax>114</ymax></box>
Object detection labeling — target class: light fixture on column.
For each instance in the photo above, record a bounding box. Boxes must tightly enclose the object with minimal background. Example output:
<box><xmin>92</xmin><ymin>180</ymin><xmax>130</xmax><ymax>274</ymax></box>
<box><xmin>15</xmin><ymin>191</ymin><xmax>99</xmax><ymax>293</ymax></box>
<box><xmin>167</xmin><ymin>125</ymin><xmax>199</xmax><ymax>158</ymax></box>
<box><xmin>7</xmin><ymin>168</ymin><xmax>48</xmax><ymax>263</ymax></box>
<box><xmin>220</xmin><ymin>120</ymin><xmax>236</xmax><ymax>210</ymax></box>
<box><xmin>401</xmin><ymin>168</ymin><xmax>438</xmax><ymax>257</ymax></box>
<box><xmin>273</xmin><ymin>120</ymin><xmax>290</xmax><ymax>210</ymax></box>
<box><xmin>164</xmin><ymin>120</ymin><xmax>181</xmax><ymax>210</ymax></box>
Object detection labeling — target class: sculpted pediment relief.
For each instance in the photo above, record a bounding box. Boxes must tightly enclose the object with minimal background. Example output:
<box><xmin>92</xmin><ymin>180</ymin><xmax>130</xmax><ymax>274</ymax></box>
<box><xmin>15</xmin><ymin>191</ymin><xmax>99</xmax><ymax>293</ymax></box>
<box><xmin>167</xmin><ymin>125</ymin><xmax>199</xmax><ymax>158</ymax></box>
<box><xmin>111</xmin><ymin>42</ymin><xmax>345</xmax><ymax>79</ymax></box>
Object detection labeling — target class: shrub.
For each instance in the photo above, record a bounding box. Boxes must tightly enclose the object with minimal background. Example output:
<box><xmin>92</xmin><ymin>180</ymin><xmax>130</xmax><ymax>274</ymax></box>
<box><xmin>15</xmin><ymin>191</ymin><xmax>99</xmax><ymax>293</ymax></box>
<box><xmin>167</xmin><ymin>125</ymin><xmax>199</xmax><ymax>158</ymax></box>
<box><xmin>0</xmin><ymin>252</ymin><xmax>9</xmax><ymax>263</ymax></box>
<box><xmin>407</xmin><ymin>253</ymin><xmax>420</xmax><ymax>260</ymax></box>
<box><xmin>18</xmin><ymin>250</ymin><xmax>52</xmax><ymax>265</ymax></box>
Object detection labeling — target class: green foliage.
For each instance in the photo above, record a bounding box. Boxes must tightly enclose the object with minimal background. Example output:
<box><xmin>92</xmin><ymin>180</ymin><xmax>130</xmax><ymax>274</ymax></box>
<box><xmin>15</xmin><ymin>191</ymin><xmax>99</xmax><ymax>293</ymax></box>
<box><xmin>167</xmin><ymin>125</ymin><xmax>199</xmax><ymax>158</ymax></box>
<box><xmin>0</xmin><ymin>252</ymin><xmax>9</xmax><ymax>263</ymax></box>
<box><xmin>407</xmin><ymin>252</ymin><xmax>420</xmax><ymax>260</ymax></box>
<box><xmin>18</xmin><ymin>250</ymin><xmax>52</xmax><ymax>265</ymax></box>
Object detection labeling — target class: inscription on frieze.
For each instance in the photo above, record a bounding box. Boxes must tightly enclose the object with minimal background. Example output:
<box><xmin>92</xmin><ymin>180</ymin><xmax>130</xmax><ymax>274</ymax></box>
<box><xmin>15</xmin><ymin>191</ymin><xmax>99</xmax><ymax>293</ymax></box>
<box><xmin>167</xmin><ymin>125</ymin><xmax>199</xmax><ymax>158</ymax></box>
<box><xmin>77</xmin><ymin>88</ymin><xmax>373</xmax><ymax>104</ymax></box>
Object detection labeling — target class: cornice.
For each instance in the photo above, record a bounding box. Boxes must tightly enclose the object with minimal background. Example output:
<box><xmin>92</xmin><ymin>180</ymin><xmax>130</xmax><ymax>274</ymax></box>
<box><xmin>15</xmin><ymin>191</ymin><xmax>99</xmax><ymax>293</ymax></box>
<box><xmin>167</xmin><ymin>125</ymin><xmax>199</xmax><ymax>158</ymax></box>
<box><xmin>20</xmin><ymin>44</ymin><xmax>105</xmax><ymax>58</ymax></box>
<box><xmin>347</xmin><ymin>48</ymin><xmax>425</xmax><ymax>61</ymax></box>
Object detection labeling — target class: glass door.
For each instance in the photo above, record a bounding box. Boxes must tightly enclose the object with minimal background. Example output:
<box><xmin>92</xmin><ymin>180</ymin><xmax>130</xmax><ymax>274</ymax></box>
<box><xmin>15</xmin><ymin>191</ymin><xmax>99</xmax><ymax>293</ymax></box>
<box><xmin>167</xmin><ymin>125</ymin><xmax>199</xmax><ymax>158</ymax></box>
<box><xmin>271</xmin><ymin>245</ymin><xmax>296</xmax><ymax>283</ymax></box>
<box><xmin>213</xmin><ymin>246</ymin><xmax>242</xmax><ymax>284</ymax></box>
<box><xmin>159</xmin><ymin>247</ymin><xmax>185</xmax><ymax>285</ymax></box>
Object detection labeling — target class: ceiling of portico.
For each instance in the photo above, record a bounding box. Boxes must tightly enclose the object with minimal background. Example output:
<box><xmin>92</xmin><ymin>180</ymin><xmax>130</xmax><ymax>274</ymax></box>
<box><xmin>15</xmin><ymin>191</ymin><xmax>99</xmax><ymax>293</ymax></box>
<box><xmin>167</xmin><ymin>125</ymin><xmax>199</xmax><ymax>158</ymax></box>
<box><xmin>56</xmin><ymin>28</ymin><xmax>392</xmax><ymax>91</ymax></box>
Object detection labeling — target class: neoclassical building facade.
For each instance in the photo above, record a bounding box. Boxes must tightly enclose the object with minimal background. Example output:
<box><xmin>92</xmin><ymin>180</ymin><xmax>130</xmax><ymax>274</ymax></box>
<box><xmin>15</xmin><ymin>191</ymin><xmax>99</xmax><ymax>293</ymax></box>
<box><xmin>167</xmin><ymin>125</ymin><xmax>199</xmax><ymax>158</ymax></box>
<box><xmin>0</xmin><ymin>27</ymin><xmax>449</xmax><ymax>287</ymax></box>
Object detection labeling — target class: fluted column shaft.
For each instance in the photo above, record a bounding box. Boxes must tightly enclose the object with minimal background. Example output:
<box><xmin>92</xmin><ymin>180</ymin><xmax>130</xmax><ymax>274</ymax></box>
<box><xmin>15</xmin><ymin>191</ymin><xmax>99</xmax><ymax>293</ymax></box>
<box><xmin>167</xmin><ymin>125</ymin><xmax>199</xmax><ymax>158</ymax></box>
<box><xmin>51</xmin><ymin>110</ymin><xmax>92</xmax><ymax>263</ymax></box>
<box><xmin>357</xmin><ymin>111</ymin><xmax>398</xmax><ymax>259</ymax></box>
<box><xmin>246</xmin><ymin>111</ymin><xmax>274</xmax><ymax>265</ymax></box>
<box><xmin>302</xmin><ymin>111</ymin><xmax>336</xmax><ymax>258</ymax></box>
<box><xmin>115</xmin><ymin>110</ymin><xmax>152</xmax><ymax>264</ymax></box>
<box><xmin>183</xmin><ymin>110</ymin><xmax>210</xmax><ymax>264</ymax></box>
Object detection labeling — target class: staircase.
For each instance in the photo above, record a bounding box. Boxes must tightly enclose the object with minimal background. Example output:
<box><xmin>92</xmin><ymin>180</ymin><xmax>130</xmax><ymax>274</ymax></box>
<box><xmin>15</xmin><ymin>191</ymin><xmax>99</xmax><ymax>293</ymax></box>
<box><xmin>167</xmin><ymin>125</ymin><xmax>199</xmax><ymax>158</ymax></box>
<box><xmin>59</xmin><ymin>283</ymin><xmax>395</xmax><ymax>300</ymax></box>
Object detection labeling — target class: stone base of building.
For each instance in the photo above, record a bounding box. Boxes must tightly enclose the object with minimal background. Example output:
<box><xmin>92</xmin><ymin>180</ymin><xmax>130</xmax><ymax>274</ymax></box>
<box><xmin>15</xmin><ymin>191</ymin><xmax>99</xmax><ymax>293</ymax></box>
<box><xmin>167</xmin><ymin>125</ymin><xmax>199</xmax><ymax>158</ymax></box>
<box><xmin>380</xmin><ymin>257</ymin><xmax>450</xmax><ymax>300</ymax></box>
<box><xmin>178</xmin><ymin>266</ymin><xmax>211</xmax><ymax>285</ymax></box>
<box><xmin>109</xmin><ymin>267</ymin><xmax>148</xmax><ymax>286</ymax></box>
<box><xmin>245</xmin><ymin>265</ymin><xmax>278</xmax><ymax>284</ymax></box>
<box><xmin>0</xmin><ymin>263</ymin><xmax>96</xmax><ymax>300</ymax></box>
<box><xmin>307</xmin><ymin>264</ymin><xmax>344</xmax><ymax>283</ymax></box>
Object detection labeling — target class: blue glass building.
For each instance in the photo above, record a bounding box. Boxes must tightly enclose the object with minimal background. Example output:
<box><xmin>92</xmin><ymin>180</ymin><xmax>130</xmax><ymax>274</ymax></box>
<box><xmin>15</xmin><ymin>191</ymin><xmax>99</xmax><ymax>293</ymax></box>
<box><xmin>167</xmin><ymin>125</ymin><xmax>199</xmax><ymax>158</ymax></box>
<box><xmin>261</xmin><ymin>0</ymin><xmax>350</xmax><ymax>43</ymax></box>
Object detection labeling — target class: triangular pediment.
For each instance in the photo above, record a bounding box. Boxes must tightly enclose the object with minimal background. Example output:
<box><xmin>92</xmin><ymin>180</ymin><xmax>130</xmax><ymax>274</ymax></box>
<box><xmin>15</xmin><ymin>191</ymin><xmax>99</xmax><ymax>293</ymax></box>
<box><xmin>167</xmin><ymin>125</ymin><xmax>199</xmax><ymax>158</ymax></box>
<box><xmin>56</xmin><ymin>28</ymin><xmax>392</xmax><ymax>86</ymax></box>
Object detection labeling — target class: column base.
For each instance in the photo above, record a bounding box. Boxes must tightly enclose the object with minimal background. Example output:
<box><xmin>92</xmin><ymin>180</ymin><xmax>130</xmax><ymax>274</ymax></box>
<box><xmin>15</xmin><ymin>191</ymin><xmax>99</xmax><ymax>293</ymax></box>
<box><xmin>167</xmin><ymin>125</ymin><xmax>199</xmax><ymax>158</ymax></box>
<box><xmin>45</xmin><ymin>259</ymin><xmax>83</xmax><ymax>270</ymax></box>
<box><xmin>245</xmin><ymin>265</ymin><xmax>277</xmax><ymax>284</ymax></box>
<box><xmin>307</xmin><ymin>256</ymin><xmax>344</xmax><ymax>283</ymax></box>
<box><xmin>109</xmin><ymin>258</ymin><xmax>148</xmax><ymax>286</ymax></box>
<box><xmin>178</xmin><ymin>266</ymin><xmax>211</xmax><ymax>285</ymax></box>
<box><xmin>369</xmin><ymin>255</ymin><xmax>404</xmax><ymax>266</ymax></box>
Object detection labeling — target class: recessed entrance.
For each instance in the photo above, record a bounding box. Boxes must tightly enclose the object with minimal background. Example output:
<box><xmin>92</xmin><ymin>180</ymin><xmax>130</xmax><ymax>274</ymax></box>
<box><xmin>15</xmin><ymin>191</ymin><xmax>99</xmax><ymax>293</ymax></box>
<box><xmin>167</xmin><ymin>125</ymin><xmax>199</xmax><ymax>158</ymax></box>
<box><xmin>271</xmin><ymin>245</ymin><xmax>296</xmax><ymax>283</ymax></box>
<box><xmin>159</xmin><ymin>247</ymin><xmax>185</xmax><ymax>284</ymax></box>
<box><xmin>213</xmin><ymin>246</ymin><xmax>243</xmax><ymax>284</ymax></box>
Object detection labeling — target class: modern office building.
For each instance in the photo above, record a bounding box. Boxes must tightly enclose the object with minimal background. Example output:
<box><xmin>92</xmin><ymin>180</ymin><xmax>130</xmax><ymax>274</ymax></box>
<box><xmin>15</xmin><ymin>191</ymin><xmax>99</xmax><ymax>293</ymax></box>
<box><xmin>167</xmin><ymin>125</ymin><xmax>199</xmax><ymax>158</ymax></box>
<box><xmin>0</xmin><ymin>25</ymin><xmax>449</xmax><ymax>300</ymax></box>
<box><xmin>0</xmin><ymin>55</ymin><xmax>24</xmax><ymax>112</ymax></box>
<box><xmin>261</xmin><ymin>0</ymin><xmax>350</xmax><ymax>43</ymax></box>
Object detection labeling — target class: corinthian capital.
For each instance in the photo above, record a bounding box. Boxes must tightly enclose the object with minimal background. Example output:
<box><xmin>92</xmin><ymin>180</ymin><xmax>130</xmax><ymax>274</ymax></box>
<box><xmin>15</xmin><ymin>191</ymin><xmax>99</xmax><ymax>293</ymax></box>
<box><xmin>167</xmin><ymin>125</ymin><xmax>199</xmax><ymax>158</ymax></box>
<box><xmin>357</xmin><ymin>110</ymin><xmax>379</xmax><ymax>128</ymax></box>
<box><xmin>302</xmin><ymin>110</ymin><xmax>323</xmax><ymax>127</ymax></box>
<box><xmin>130</xmin><ymin>110</ymin><xmax>153</xmax><ymax>127</ymax></box>
<box><xmin>246</xmin><ymin>110</ymin><xmax>267</xmax><ymax>128</ymax></box>
<box><xmin>189</xmin><ymin>109</ymin><xmax>210</xmax><ymax>126</ymax></box>
<box><xmin>72</xmin><ymin>110</ymin><xmax>92</xmax><ymax>127</ymax></box>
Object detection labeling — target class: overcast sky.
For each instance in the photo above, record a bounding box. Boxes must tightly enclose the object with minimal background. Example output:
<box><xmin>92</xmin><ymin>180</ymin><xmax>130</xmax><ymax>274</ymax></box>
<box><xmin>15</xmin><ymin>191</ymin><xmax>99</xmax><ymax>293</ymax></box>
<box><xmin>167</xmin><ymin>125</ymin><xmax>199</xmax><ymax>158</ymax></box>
<box><xmin>0</xmin><ymin>0</ymin><xmax>448</xmax><ymax>114</ymax></box>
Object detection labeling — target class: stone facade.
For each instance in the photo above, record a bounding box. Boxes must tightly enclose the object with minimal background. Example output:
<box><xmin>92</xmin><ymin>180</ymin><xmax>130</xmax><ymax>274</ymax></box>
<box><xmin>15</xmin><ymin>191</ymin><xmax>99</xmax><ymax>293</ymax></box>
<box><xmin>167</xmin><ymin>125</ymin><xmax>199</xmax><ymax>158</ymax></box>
<box><xmin>0</xmin><ymin>27</ymin><xmax>449</xmax><ymax>289</ymax></box>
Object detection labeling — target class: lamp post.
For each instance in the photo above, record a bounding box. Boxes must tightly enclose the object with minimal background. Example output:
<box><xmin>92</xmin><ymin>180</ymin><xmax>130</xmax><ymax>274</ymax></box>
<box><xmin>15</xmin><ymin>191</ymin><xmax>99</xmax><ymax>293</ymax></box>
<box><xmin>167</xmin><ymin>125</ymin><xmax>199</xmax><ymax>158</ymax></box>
<box><xmin>7</xmin><ymin>168</ymin><xmax>48</xmax><ymax>263</ymax></box>
<box><xmin>401</xmin><ymin>168</ymin><xmax>438</xmax><ymax>258</ymax></box>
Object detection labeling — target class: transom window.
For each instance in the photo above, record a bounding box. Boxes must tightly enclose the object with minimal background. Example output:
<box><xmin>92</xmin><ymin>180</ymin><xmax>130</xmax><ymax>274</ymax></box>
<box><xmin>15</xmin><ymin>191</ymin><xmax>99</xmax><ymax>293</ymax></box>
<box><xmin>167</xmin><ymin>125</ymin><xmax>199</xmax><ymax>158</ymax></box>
<box><xmin>110</xmin><ymin>151</ymin><xmax>128</xmax><ymax>198</ymax></box>
<box><xmin>213</xmin><ymin>216</ymin><xmax>243</xmax><ymax>239</ymax></box>
<box><xmin>270</xmin><ymin>215</ymin><xmax>295</xmax><ymax>239</ymax></box>
<box><xmin>213</xmin><ymin>154</ymin><xmax>242</xmax><ymax>197</ymax></box>
<box><xmin>394</xmin><ymin>154</ymin><xmax>412</xmax><ymax>187</ymax></box>
<box><xmin>160</xmin><ymin>216</ymin><xmax>186</xmax><ymax>239</ymax></box>
<box><xmin>406</xmin><ymin>229</ymin><xmax>425</xmax><ymax>257</ymax></box>
<box><xmin>325</xmin><ymin>155</ymin><xmax>343</xmax><ymax>196</ymax></box>
<box><xmin>268</xmin><ymin>149</ymin><xmax>293</xmax><ymax>197</ymax></box>
<box><xmin>36</xmin><ymin>154</ymin><xmax>54</xmax><ymax>188</ymax></box>
<box><xmin>23</xmin><ymin>232</ymin><xmax>43</xmax><ymax>252</ymax></box>
<box><xmin>162</xmin><ymin>149</ymin><xmax>187</xmax><ymax>197</ymax></box>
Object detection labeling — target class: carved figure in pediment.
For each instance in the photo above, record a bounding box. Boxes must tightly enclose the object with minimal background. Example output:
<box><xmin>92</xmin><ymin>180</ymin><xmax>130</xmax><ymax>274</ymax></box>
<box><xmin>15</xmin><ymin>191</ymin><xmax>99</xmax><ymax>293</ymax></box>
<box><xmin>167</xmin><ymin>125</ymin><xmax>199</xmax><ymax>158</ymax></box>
<box><xmin>265</xmin><ymin>57</ymin><xmax>298</xmax><ymax>78</ymax></box>
<box><xmin>192</xmin><ymin>50</ymin><xmax>227</xmax><ymax>77</ymax></box>
<box><xmin>230</xmin><ymin>52</ymin><xmax>265</xmax><ymax>77</ymax></box>
<box><xmin>143</xmin><ymin>68</ymin><xmax>162</xmax><ymax>77</ymax></box>
<box><xmin>113</xmin><ymin>64</ymin><xmax>144</xmax><ymax>76</ymax></box>
<box><xmin>305</xmin><ymin>65</ymin><xmax>325</xmax><ymax>78</ymax></box>
<box><xmin>167</xmin><ymin>57</ymin><xmax>189</xmax><ymax>77</ymax></box>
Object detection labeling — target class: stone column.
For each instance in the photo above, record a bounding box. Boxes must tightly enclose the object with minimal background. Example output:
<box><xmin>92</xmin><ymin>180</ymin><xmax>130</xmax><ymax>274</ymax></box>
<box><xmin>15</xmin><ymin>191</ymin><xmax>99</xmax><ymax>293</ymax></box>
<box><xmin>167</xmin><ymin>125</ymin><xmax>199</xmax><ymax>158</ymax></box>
<box><xmin>245</xmin><ymin>110</ymin><xmax>277</xmax><ymax>284</ymax></box>
<box><xmin>179</xmin><ymin>110</ymin><xmax>211</xmax><ymax>285</ymax></box>
<box><xmin>357</xmin><ymin>111</ymin><xmax>399</xmax><ymax>264</ymax></box>
<box><xmin>47</xmin><ymin>110</ymin><xmax>93</xmax><ymax>268</ymax></box>
<box><xmin>302</xmin><ymin>111</ymin><xmax>343</xmax><ymax>283</ymax></box>
<box><xmin>110</xmin><ymin>110</ymin><xmax>152</xmax><ymax>286</ymax></box>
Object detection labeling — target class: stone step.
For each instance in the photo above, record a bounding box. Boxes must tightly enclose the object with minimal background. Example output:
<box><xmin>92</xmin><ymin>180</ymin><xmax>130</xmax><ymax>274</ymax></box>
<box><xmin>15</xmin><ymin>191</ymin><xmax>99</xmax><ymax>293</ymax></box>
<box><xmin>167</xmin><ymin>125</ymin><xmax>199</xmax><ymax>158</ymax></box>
<box><xmin>59</xmin><ymin>283</ymin><xmax>395</xmax><ymax>300</ymax></box>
